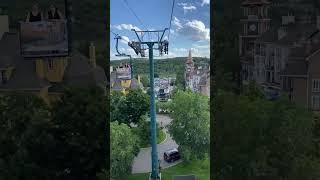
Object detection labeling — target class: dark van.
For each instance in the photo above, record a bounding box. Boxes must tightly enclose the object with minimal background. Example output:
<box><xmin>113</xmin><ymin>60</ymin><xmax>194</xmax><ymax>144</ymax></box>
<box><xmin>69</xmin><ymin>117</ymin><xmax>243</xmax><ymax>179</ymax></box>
<box><xmin>164</xmin><ymin>148</ymin><xmax>180</xmax><ymax>162</ymax></box>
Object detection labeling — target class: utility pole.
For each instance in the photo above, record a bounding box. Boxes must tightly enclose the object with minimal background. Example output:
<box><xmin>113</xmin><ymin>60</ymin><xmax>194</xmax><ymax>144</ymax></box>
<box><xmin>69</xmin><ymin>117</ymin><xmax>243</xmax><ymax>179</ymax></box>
<box><xmin>115</xmin><ymin>35</ymin><xmax>133</xmax><ymax>79</ymax></box>
<box><xmin>129</xmin><ymin>28</ymin><xmax>169</xmax><ymax>180</ymax></box>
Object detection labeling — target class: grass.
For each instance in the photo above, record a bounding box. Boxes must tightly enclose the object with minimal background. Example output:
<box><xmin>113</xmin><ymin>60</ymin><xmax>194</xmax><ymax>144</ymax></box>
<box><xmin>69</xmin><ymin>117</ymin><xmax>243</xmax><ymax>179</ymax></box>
<box><xmin>140</xmin><ymin>129</ymin><xmax>167</xmax><ymax>148</ymax></box>
<box><xmin>122</xmin><ymin>157</ymin><xmax>210</xmax><ymax>180</ymax></box>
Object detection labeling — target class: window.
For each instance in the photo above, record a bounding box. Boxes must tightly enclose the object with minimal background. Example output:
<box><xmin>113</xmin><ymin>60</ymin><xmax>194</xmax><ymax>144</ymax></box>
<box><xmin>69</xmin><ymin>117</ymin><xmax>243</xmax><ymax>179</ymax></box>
<box><xmin>312</xmin><ymin>95</ymin><xmax>320</xmax><ymax>110</ymax></box>
<box><xmin>48</xmin><ymin>59</ymin><xmax>54</xmax><ymax>70</ymax></box>
<box><xmin>312</xmin><ymin>79</ymin><xmax>320</xmax><ymax>92</ymax></box>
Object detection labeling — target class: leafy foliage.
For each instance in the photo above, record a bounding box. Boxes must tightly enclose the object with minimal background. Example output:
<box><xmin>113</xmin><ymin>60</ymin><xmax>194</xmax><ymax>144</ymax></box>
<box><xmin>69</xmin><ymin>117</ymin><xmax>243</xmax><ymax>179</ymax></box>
<box><xmin>50</xmin><ymin>87</ymin><xmax>108</xmax><ymax>180</ymax></box>
<box><xmin>213</xmin><ymin>90</ymin><xmax>320</xmax><ymax>180</ymax></box>
<box><xmin>111</xmin><ymin>57</ymin><xmax>210</xmax><ymax>78</ymax></box>
<box><xmin>110</xmin><ymin>89</ymin><xmax>150</xmax><ymax>126</ymax></box>
<box><xmin>110</xmin><ymin>121</ymin><xmax>139</xmax><ymax>178</ymax></box>
<box><xmin>168</xmin><ymin>91</ymin><xmax>210</xmax><ymax>161</ymax></box>
<box><xmin>134</xmin><ymin>115</ymin><xmax>162</xmax><ymax>147</ymax></box>
<box><xmin>0</xmin><ymin>93</ymin><xmax>53</xmax><ymax>180</ymax></box>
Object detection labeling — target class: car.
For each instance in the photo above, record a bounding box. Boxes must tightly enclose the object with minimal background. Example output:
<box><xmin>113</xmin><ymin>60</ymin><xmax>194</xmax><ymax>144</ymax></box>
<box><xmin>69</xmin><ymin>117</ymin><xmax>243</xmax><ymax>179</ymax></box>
<box><xmin>163</xmin><ymin>148</ymin><xmax>180</xmax><ymax>163</ymax></box>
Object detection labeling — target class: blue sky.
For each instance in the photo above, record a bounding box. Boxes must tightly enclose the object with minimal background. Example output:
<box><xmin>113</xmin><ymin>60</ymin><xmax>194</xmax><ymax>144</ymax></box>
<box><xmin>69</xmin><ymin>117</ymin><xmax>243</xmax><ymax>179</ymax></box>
<box><xmin>110</xmin><ymin>0</ymin><xmax>210</xmax><ymax>60</ymax></box>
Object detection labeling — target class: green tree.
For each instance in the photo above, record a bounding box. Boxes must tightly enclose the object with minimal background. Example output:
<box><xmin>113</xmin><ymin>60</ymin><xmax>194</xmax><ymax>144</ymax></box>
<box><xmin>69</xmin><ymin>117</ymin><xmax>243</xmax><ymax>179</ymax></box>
<box><xmin>213</xmin><ymin>90</ymin><xmax>319</xmax><ymax>180</ymax></box>
<box><xmin>175</xmin><ymin>69</ymin><xmax>185</xmax><ymax>89</ymax></box>
<box><xmin>110</xmin><ymin>121</ymin><xmax>139</xmax><ymax>178</ymax></box>
<box><xmin>139</xmin><ymin>75</ymin><xmax>149</xmax><ymax>87</ymax></box>
<box><xmin>168</xmin><ymin>91</ymin><xmax>210</xmax><ymax>161</ymax></box>
<box><xmin>135</xmin><ymin>115</ymin><xmax>162</xmax><ymax>147</ymax></box>
<box><xmin>50</xmin><ymin>87</ymin><xmax>108</xmax><ymax>180</ymax></box>
<box><xmin>111</xmin><ymin>89</ymin><xmax>149</xmax><ymax>126</ymax></box>
<box><xmin>0</xmin><ymin>93</ymin><xmax>53</xmax><ymax>180</ymax></box>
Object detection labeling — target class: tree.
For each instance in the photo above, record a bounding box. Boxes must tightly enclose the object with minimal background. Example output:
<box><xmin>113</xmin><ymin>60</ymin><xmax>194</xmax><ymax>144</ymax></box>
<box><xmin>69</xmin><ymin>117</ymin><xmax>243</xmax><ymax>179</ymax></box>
<box><xmin>213</xmin><ymin>90</ymin><xmax>319</xmax><ymax>180</ymax></box>
<box><xmin>175</xmin><ymin>69</ymin><xmax>185</xmax><ymax>89</ymax></box>
<box><xmin>0</xmin><ymin>93</ymin><xmax>54</xmax><ymax>180</ymax></box>
<box><xmin>110</xmin><ymin>89</ymin><xmax>149</xmax><ymax>126</ymax></box>
<box><xmin>50</xmin><ymin>87</ymin><xmax>108</xmax><ymax>180</ymax></box>
<box><xmin>139</xmin><ymin>75</ymin><xmax>149</xmax><ymax>87</ymax></box>
<box><xmin>135</xmin><ymin>115</ymin><xmax>162</xmax><ymax>147</ymax></box>
<box><xmin>168</xmin><ymin>91</ymin><xmax>210</xmax><ymax>161</ymax></box>
<box><xmin>110</xmin><ymin>121</ymin><xmax>139</xmax><ymax>178</ymax></box>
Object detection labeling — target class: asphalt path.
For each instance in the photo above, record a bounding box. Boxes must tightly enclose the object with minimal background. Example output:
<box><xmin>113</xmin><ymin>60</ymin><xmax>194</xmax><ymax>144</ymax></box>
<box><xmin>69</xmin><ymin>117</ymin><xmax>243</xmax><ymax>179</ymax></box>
<box><xmin>131</xmin><ymin>114</ymin><xmax>182</xmax><ymax>174</ymax></box>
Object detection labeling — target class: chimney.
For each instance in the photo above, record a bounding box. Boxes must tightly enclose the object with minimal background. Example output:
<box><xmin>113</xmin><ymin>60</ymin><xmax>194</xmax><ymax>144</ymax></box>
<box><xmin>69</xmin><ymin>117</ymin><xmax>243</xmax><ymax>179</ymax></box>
<box><xmin>137</xmin><ymin>75</ymin><xmax>141</xmax><ymax>84</ymax></box>
<box><xmin>0</xmin><ymin>15</ymin><xmax>9</xmax><ymax>40</ymax></box>
<box><xmin>89</xmin><ymin>42</ymin><xmax>96</xmax><ymax>68</ymax></box>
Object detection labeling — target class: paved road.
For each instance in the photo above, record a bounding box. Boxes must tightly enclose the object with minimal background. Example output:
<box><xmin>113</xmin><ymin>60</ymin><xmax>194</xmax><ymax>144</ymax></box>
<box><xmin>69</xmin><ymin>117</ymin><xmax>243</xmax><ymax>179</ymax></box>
<box><xmin>131</xmin><ymin>114</ymin><xmax>182</xmax><ymax>174</ymax></box>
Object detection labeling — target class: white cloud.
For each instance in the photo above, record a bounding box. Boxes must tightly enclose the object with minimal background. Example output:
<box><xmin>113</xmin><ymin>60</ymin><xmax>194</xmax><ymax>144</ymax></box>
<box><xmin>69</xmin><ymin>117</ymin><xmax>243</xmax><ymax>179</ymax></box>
<box><xmin>192</xmin><ymin>43</ymin><xmax>210</xmax><ymax>49</ymax></box>
<box><xmin>168</xmin><ymin>47</ymin><xmax>208</xmax><ymax>58</ymax></box>
<box><xmin>201</xmin><ymin>0</ymin><xmax>210</xmax><ymax>6</ymax></box>
<box><xmin>119</xmin><ymin>36</ymin><xmax>130</xmax><ymax>44</ymax></box>
<box><xmin>178</xmin><ymin>3</ymin><xmax>197</xmax><ymax>14</ymax></box>
<box><xmin>111</xmin><ymin>24</ymin><xmax>141</xmax><ymax>31</ymax></box>
<box><xmin>172</xmin><ymin>16</ymin><xmax>182</xmax><ymax>29</ymax></box>
<box><xmin>174</xmin><ymin>17</ymin><xmax>210</xmax><ymax>41</ymax></box>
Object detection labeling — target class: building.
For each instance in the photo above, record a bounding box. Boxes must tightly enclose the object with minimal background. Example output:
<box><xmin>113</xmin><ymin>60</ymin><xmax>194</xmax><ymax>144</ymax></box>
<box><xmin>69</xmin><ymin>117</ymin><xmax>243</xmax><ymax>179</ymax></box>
<box><xmin>240</xmin><ymin>0</ymin><xmax>320</xmax><ymax>110</ymax></box>
<box><xmin>110</xmin><ymin>64</ymin><xmax>143</xmax><ymax>94</ymax></box>
<box><xmin>185</xmin><ymin>49</ymin><xmax>210</xmax><ymax>96</ymax></box>
<box><xmin>0</xmin><ymin>12</ymin><xmax>107</xmax><ymax>104</ymax></box>
<box><xmin>240</xmin><ymin>0</ymin><xmax>271</xmax><ymax>85</ymax></box>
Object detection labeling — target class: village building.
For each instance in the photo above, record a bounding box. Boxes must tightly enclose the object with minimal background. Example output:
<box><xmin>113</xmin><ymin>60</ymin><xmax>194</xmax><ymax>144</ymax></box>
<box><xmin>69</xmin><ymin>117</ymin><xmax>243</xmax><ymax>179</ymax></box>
<box><xmin>240</xmin><ymin>0</ymin><xmax>320</xmax><ymax>111</ymax></box>
<box><xmin>110</xmin><ymin>63</ymin><xmax>143</xmax><ymax>94</ymax></box>
<box><xmin>185</xmin><ymin>49</ymin><xmax>210</xmax><ymax>96</ymax></box>
<box><xmin>0</xmin><ymin>10</ymin><xmax>107</xmax><ymax>104</ymax></box>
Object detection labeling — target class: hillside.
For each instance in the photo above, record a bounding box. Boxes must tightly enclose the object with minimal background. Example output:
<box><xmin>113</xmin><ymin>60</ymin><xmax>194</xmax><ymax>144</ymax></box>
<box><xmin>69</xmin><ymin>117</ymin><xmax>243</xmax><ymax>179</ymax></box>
<box><xmin>110</xmin><ymin>57</ymin><xmax>210</xmax><ymax>77</ymax></box>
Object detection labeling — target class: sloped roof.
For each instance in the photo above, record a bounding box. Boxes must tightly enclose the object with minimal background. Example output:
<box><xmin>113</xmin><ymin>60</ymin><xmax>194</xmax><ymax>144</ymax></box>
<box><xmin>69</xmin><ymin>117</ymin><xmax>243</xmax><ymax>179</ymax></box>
<box><xmin>111</xmin><ymin>79</ymin><xmax>123</xmax><ymax>91</ymax></box>
<box><xmin>130</xmin><ymin>78</ymin><xmax>143</xmax><ymax>89</ymax></box>
<box><xmin>0</xmin><ymin>32</ymin><xmax>107</xmax><ymax>91</ymax></box>
<box><xmin>0</xmin><ymin>32</ymin><xmax>50</xmax><ymax>90</ymax></box>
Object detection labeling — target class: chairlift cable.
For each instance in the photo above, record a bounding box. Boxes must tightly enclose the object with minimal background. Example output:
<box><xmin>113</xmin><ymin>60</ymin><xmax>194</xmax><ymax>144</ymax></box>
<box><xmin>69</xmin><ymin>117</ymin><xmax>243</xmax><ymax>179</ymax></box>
<box><xmin>168</xmin><ymin>0</ymin><xmax>175</xmax><ymax>41</ymax></box>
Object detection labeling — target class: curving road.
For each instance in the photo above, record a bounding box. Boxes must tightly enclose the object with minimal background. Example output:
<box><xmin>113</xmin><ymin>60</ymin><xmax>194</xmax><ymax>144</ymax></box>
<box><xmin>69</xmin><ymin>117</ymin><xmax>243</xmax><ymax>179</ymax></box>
<box><xmin>131</xmin><ymin>114</ymin><xmax>182</xmax><ymax>174</ymax></box>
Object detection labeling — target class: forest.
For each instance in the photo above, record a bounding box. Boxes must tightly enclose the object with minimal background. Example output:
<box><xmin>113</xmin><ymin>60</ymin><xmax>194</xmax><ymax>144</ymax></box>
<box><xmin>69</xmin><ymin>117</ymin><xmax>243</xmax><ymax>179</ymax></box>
<box><xmin>110</xmin><ymin>57</ymin><xmax>210</xmax><ymax>78</ymax></box>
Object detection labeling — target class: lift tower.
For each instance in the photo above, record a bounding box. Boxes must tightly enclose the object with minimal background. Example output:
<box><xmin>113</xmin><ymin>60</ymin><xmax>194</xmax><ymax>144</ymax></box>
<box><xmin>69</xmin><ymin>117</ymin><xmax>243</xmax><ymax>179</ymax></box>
<box><xmin>129</xmin><ymin>28</ymin><xmax>169</xmax><ymax>180</ymax></box>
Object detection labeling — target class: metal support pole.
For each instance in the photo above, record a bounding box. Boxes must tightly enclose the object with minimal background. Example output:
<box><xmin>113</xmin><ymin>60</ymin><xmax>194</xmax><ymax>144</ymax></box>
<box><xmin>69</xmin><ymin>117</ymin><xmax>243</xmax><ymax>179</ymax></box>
<box><xmin>148</xmin><ymin>42</ymin><xmax>159</xmax><ymax>179</ymax></box>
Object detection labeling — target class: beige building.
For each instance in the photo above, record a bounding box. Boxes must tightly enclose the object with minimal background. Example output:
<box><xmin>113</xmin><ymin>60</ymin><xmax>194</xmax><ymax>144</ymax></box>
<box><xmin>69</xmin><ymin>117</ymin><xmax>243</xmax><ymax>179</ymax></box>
<box><xmin>241</xmin><ymin>1</ymin><xmax>320</xmax><ymax>110</ymax></box>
